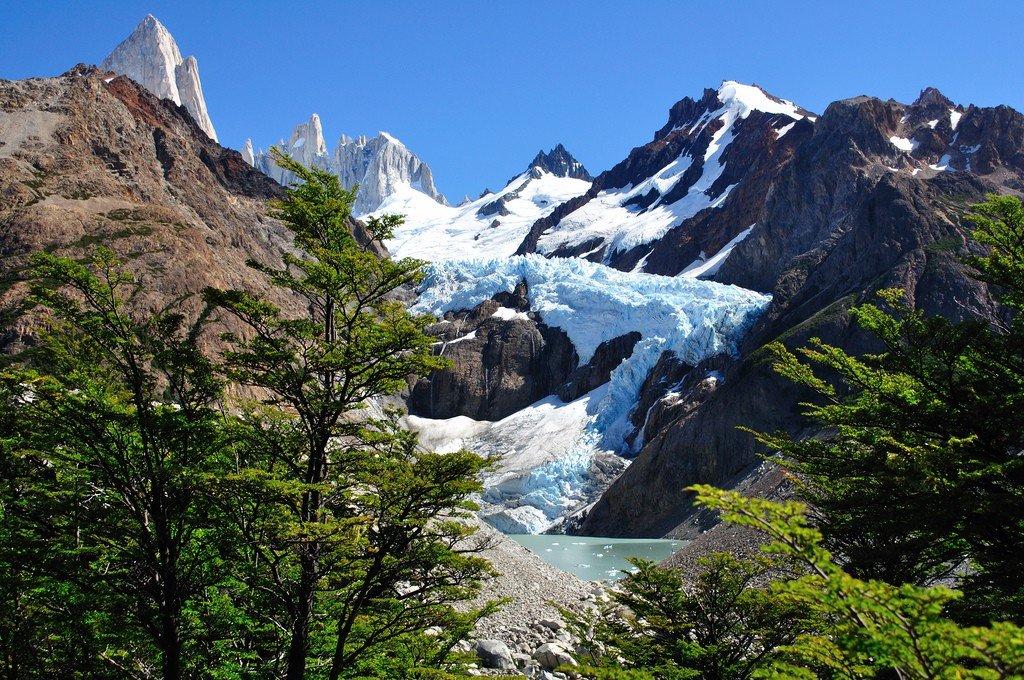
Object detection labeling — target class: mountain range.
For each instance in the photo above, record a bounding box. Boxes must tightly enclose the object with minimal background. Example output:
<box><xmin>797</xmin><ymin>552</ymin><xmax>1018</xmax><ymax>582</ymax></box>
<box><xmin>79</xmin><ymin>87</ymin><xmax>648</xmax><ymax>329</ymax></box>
<box><xmin>3</xmin><ymin>14</ymin><xmax>1022</xmax><ymax>539</ymax></box>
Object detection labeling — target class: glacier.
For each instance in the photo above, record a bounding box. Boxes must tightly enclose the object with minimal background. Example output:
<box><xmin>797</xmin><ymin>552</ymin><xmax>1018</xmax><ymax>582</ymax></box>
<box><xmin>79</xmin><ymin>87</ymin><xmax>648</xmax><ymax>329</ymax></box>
<box><xmin>408</xmin><ymin>255</ymin><xmax>770</xmax><ymax>533</ymax></box>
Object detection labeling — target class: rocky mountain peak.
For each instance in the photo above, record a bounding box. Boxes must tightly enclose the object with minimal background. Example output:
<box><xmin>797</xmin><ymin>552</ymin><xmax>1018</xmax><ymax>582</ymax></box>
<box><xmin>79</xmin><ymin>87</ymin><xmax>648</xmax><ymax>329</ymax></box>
<box><xmin>913</xmin><ymin>86</ymin><xmax>955</xmax><ymax>110</ymax></box>
<box><xmin>252</xmin><ymin>122</ymin><xmax>447</xmax><ymax>215</ymax></box>
<box><xmin>101</xmin><ymin>14</ymin><xmax>218</xmax><ymax>142</ymax></box>
<box><xmin>528</xmin><ymin>144</ymin><xmax>593</xmax><ymax>181</ymax></box>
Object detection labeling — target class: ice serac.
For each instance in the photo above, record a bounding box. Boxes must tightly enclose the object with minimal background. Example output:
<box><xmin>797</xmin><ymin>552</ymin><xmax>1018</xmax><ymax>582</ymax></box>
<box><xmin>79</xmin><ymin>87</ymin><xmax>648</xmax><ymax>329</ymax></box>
<box><xmin>517</xmin><ymin>81</ymin><xmax>813</xmax><ymax>277</ymax></box>
<box><xmin>378</xmin><ymin>145</ymin><xmax>593</xmax><ymax>261</ymax></box>
<box><xmin>101</xmin><ymin>14</ymin><xmax>218</xmax><ymax>142</ymax></box>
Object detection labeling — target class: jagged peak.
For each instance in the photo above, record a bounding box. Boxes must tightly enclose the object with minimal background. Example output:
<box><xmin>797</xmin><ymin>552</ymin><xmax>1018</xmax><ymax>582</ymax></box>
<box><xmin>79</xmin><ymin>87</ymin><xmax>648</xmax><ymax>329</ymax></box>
<box><xmin>912</xmin><ymin>86</ymin><xmax>955</xmax><ymax>110</ymax></box>
<box><xmin>101</xmin><ymin>14</ymin><xmax>217</xmax><ymax>142</ymax></box>
<box><xmin>656</xmin><ymin>81</ymin><xmax>811</xmax><ymax>141</ymax></box>
<box><xmin>528</xmin><ymin>143</ymin><xmax>592</xmax><ymax>181</ymax></box>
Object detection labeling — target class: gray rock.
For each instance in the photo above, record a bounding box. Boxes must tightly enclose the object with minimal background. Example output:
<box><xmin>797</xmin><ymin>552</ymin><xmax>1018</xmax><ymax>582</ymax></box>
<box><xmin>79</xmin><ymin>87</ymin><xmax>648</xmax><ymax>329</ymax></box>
<box><xmin>533</xmin><ymin>642</ymin><xmax>577</xmax><ymax>671</ymax></box>
<box><xmin>475</xmin><ymin>639</ymin><xmax>515</xmax><ymax>670</ymax></box>
<box><xmin>101</xmin><ymin>15</ymin><xmax>218</xmax><ymax>142</ymax></box>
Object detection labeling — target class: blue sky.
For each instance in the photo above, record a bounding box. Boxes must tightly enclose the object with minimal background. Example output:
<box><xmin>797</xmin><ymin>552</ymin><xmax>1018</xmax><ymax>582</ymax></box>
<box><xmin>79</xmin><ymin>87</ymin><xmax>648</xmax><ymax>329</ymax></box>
<box><xmin>3</xmin><ymin>1</ymin><xmax>1023</xmax><ymax>201</ymax></box>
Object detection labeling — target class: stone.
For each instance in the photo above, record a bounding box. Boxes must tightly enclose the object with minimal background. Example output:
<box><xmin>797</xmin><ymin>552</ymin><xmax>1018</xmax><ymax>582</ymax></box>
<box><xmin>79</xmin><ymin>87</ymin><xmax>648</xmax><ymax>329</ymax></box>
<box><xmin>101</xmin><ymin>15</ymin><xmax>218</xmax><ymax>142</ymax></box>
<box><xmin>532</xmin><ymin>642</ymin><xmax>577</xmax><ymax>671</ymax></box>
<box><xmin>474</xmin><ymin>639</ymin><xmax>515</xmax><ymax>670</ymax></box>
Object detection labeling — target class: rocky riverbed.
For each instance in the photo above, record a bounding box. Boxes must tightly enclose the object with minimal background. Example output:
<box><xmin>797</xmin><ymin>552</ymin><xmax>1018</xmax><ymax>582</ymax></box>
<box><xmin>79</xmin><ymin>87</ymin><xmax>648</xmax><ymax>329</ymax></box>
<box><xmin>460</xmin><ymin>521</ymin><xmax>608</xmax><ymax>677</ymax></box>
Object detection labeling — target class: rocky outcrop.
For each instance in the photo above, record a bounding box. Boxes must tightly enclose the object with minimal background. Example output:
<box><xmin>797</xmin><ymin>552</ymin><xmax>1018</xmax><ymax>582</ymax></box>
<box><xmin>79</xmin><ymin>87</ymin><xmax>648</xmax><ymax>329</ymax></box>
<box><xmin>101</xmin><ymin>15</ymin><xmax>218</xmax><ymax>142</ymax></box>
<box><xmin>528</xmin><ymin>143</ymin><xmax>592</xmax><ymax>181</ymax></box>
<box><xmin>408</xmin><ymin>285</ymin><xmax>578</xmax><ymax>421</ymax></box>
<box><xmin>251</xmin><ymin>124</ymin><xmax>448</xmax><ymax>215</ymax></box>
<box><xmin>557</xmin><ymin>331</ymin><xmax>641</xmax><ymax>402</ymax></box>
<box><xmin>579</xmin><ymin>88</ymin><xmax>1020</xmax><ymax>537</ymax></box>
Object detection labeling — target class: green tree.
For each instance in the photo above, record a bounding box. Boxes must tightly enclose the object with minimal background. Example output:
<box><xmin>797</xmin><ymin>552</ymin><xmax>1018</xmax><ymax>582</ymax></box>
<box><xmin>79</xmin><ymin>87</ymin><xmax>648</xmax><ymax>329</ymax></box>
<box><xmin>691</xmin><ymin>485</ymin><xmax>1024</xmax><ymax>678</ymax></box>
<box><xmin>752</xmin><ymin>194</ymin><xmax>1024</xmax><ymax>622</ymax></box>
<box><xmin>575</xmin><ymin>552</ymin><xmax>813</xmax><ymax>679</ymax></box>
<box><xmin>1</xmin><ymin>248</ymin><xmax>236</xmax><ymax>678</ymax></box>
<box><xmin>204</xmin><ymin>149</ymin><xmax>493</xmax><ymax>679</ymax></box>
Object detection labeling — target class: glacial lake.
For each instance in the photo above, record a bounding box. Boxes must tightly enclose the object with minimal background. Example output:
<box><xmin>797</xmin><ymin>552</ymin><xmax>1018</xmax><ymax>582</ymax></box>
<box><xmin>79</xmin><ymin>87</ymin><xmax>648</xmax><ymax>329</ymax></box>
<box><xmin>508</xmin><ymin>535</ymin><xmax>687</xmax><ymax>581</ymax></box>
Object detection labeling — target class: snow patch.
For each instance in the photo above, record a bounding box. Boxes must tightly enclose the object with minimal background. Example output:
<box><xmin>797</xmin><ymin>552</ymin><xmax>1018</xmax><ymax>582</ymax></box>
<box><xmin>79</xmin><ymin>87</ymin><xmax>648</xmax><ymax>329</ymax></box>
<box><xmin>679</xmin><ymin>224</ymin><xmax>756</xmax><ymax>278</ymax></box>
<box><xmin>950</xmin><ymin>109</ymin><xmax>963</xmax><ymax>130</ymax></box>
<box><xmin>889</xmin><ymin>135</ymin><xmax>919</xmax><ymax>152</ymax></box>
<box><xmin>491</xmin><ymin>306</ymin><xmax>529</xmax><ymax>322</ymax></box>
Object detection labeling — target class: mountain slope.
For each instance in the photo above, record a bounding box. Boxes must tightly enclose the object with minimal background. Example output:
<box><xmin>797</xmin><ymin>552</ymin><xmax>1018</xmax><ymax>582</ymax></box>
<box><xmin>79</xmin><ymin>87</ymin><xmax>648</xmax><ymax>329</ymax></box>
<box><xmin>517</xmin><ymin>82</ymin><xmax>814</xmax><ymax>276</ymax></box>
<box><xmin>380</xmin><ymin>145</ymin><xmax>593</xmax><ymax>260</ymax></box>
<box><xmin>101</xmin><ymin>14</ymin><xmax>218</xmax><ymax>142</ymax></box>
<box><xmin>0</xmin><ymin>65</ymin><xmax>295</xmax><ymax>350</ymax></box>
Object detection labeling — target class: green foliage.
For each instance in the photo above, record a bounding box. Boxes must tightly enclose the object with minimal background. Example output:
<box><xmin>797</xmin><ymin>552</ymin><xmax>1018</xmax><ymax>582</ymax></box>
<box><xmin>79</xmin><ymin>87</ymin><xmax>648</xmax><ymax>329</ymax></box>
<box><xmin>204</xmin><ymin>149</ymin><xmax>493</xmax><ymax>679</ymax></box>
<box><xmin>574</xmin><ymin>552</ymin><xmax>813</xmax><ymax>680</ymax></box>
<box><xmin>0</xmin><ymin>248</ymin><xmax>240</xmax><ymax>678</ymax></box>
<box><xmin>690</xmin><ymin>485</ymin><xmax>1024</xmax><ymax>678</ymax></box>
<box><xmin>751</xmin><ymin>194</ymin><xmax>1024</xmax><ymax>622</ymax></box>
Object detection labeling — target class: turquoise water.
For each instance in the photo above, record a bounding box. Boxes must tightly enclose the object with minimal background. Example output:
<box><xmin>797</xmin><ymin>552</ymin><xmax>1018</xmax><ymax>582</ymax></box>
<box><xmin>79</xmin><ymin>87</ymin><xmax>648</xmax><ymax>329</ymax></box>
<box><xmin>508</xmin><ymin>535</ymin><xmax>687</xmax><ymax>581</ymax></box>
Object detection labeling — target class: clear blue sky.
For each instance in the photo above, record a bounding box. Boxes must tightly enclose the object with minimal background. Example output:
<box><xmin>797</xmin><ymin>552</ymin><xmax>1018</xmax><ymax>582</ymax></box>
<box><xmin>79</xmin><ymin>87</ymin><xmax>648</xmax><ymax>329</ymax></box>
<box><xmin>2</xmin><ymin>1</ymin><xmax>1022</xmax><ymax>201</ymax></box>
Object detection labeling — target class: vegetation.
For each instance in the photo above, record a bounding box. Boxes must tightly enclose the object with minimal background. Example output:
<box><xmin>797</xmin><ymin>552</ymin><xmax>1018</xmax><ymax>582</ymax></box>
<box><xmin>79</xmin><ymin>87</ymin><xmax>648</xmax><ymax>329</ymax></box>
<box><xmin>0</xmin><ymin>151</ymin><xmax>493</xmax><ymax>678</ymax></box>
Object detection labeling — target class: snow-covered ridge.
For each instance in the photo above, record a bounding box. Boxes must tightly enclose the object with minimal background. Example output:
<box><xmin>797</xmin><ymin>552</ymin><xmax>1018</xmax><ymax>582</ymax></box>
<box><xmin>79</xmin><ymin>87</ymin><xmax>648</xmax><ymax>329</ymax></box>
<box><xmin>409</xmin><ymin>254</ymin><xmax>770</xmax><ymax>532</ymax></box>
<box><xmin>380</xmin><ymin>167</ymin><xmax>591</xmax><ymax>261</ymax></box>
<box><xmin>534</xmin><ymin>81</ymin><xmax>806</xmax><ymax>264</ymax></box>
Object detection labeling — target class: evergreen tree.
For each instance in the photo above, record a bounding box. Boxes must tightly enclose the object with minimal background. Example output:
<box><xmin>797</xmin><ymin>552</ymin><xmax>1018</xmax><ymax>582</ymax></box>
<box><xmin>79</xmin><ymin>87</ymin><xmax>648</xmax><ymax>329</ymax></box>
<box><xmin>574</xmin><ymin>552</ymin><xmax>813</xmax><ymax>679</ymax></box>
<box><xmin>1</xmin><ymin>248</ymin><xmax>234</xmax><ymax>678</ymax></box>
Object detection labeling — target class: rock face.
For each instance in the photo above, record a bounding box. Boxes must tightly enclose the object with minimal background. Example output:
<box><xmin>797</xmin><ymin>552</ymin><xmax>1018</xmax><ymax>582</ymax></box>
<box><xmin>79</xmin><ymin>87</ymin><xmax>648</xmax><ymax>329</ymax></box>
<box><xmin>578</xmin><ymin>87</ymin><xmax>1022</xmax><ymax>537</ymax></box>
<box><xmin>517</xmin><ymin>81</ymin><xmax>814</xmax><ymax>277</ymax></box>
<box><xmin>528</xmin><ymin>143</ymin><xmax>593</xmax><ymax>181</ymax></box>
<box><xmin>408</xmin><ymin>285</ymin><xmax>579</xmax><ymax>421</ymax></box>
<box><xmin>101</xmin><ymin>15</ymin><xmax>218</xmax><ymax>142</ymax></box>
<box><xmin>249</xmin><ymin>121</ymin><xmax>447</xmax><ymax>216</ymax></box>
<box><xmin>0</xmin><ymin>66</ymin><xmax>301</xmax><ymax>352</ymax></box>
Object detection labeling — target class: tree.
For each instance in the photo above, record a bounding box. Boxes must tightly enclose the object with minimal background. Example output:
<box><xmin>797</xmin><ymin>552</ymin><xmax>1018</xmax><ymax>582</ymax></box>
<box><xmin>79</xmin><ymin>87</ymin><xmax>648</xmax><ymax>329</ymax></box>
<box><xmin>690</xmin><ymin>485</ymin><xmax>1024</xmax><ymax>678</ymax></box>
<box><xmin>574</xmin><ymin>552</ymin><xmax>813</xmax><ymax>679</ymax></box>
<box><xmin>1</xmin><ymin>248</ymin><xmax>235</xmax><ymax>678</ymax></box>
<box><xmin>752</xmin><ymin>194</ymin><xmax>1024</xmax><ymax>623</ymax></box>
<box><xmin>204</xmin><ymin>149</ymin><xmax>493</xmax><ymax>679</ymax></box>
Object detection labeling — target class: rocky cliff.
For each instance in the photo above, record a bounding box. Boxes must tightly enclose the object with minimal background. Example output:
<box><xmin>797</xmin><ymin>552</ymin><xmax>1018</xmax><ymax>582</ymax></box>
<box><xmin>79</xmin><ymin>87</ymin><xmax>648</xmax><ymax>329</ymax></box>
<box><xmin>101</xmin><ymin>15</ymin><xmax>218</xmax><ymax>142</ymax></box>
<box><xmin>517</xmin><ymin>82</ymin><xmax>814</xmax><ymax>277</ymax></box>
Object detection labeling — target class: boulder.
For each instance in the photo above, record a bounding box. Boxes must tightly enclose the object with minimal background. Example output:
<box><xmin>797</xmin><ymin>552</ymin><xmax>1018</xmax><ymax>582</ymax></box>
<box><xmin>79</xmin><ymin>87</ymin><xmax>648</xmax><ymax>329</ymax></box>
<box><xmin>533</xmin><ymin>642</ymin><xmax>578</xmax><ymax>670</ymax></box>
<box><xmin>474</xmin><ymin>639</ymin><xmax>514</xmax><ymax>670</ymax></box>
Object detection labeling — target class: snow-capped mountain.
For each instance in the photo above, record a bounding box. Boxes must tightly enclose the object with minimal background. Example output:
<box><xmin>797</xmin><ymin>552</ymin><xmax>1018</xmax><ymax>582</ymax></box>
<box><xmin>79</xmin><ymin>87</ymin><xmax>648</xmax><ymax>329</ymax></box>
<box><xmin>380</xmin><ymin>145</ymin><xmax>593</xmax><ymax>260</ymax></box>
<box><xmin>246</xmin><ymin>115</ymin><xmax>447</xmax><ymax>216</ymax></box>
<box><xmin>518</xmin><ymin>81</ymin><xmax>814</xmax><ymax>277</ymax></box>
<box><xmin>101</xmin><ymin>15</ymin><xmax>218</xmax><ymax>142</ymax></box>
